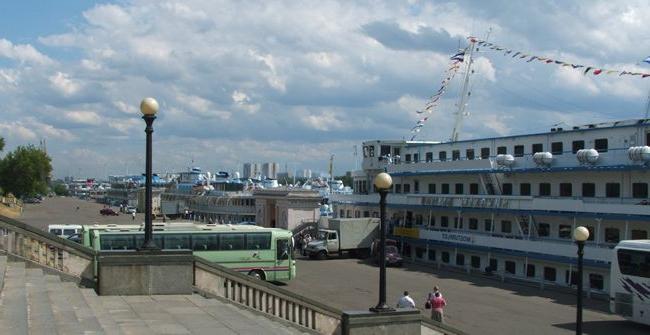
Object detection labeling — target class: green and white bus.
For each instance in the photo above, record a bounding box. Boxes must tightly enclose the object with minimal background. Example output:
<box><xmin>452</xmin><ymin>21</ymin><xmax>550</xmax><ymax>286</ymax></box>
<box><xmin>79</xmin><ymin>223</ymin><xmax>296</xmax><ymax>282</ymax></box>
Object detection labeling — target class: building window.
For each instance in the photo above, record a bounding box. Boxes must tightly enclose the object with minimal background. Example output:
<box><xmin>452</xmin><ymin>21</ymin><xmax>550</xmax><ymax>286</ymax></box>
<box><xmin>632</xmin><ymin>183</ymin><xmax>648</xmax><ymax>198</ymax></box>
<box><xmin>428</xmin><ymin>249</ymin><xmax>436</xmax><ymax>261</ymax></box>
<box><xmin>428</xmin><ymin>183</ymin><xmax>436</xmax><ymax>194</ymax></box>
<box><xmin>456</xmin><ymin>253</ymin><xmax>465</xmax><ymax>266</ymax></box>
<box><xmin>544</xmin><ymin>267</ymin><xmax>557</xmax><ymax>282</ymax></box>
<box><xmin>469</xmin><ymin>218</ymin><xmax>478</xmax><ymax>230</ymax></box>
<box><xmin>514</xmin><ymin>145</ymin><xmax>524</xmax><ymax>157</ymax></box>
<box><xmin>414</xmin><ymin>180</ymin><xmax>419</xmax><ymax>194</ymax></box>
<box><xmin>520</xmin><ymin>183</ymin><xmax>531</xmax><ymax>196</ymax></box>
<box><xmin>441</xmin><ymin>184</ymin><xmax>450</xmax><ymax>194</ymax></box>
<box><xmin>594</xmin><ymin>138</ymin><xmax>608</xmax><ymax>152</ymax></box>
<box><xmin>551</xmin><ymin>142</ymin><xmax>563</xmax><ymax>155</ymax></box>
<box><xmin>395</xmin><ymin>184</ymin><xmax>402</xmax><ymax>193</ymax></box>
<box><xmin>489</xmin><ymin>258</ymin><xmax>498</xmax><ymax>271</ymax></box>
<box><xmin>441</xmin><ymin>251</ymin><xmax>450</xmax><ymax>263</ymax></box>
<box><xmin>559</xmin><ymin>183</ymin><xmax>572</xmax><ymax>197</ymax></box>
<box><xmin>501</xmin><ymin>220</ymin><xmax>512</xmax><ymax>233</ymax></box>
<box><xmin>466</xmin><ymin>149</ymin><xmax>475</xmax><ymax>160</ymax></box>
<box><xmin>440</xmin><ymin>216</ymin><xmax>449</xmax><ymax>227</ymax></box>
<box><xmin>505</xmin><ymin>261</ymin><xmax>516</xmax><ymax>274</ymax></box>
<box><xmin>631</xmin><ymin>230</ymin><xmax>648</xmax><ymax>239</ymax></box>
<box><xmin>452</xmin><ymin>150</ymin><xmax>461</xmax><ymax>161</ymax></box>
<box><xmin>572</xmin><ymin>140</ymin><xmax>584</xmax><ymax>153</ymax></box>
<box><xmin>539</xmin><ymin>183</ymin><xmax>551</xmax><ymax>196</ymax></box>
<box><xmin>484</xmin><ymin>219</ymin><xmax>493</xmax><ymax>232</ymax></box>
<box><xmin>538</xmin><ymin>223</ymin><xmax>550</xmax><ymax>237</ymax></box>
<box><xmin>582</xmin><ymin>183</ymin><xmax>595</xmax><ymax>197</ymax></box>
<box><xmin>502</xmin><ymin>183</ymin><xmax>513</xmax><ymax>195</ymax></box>
<box><xmin>481</xmin><ymin>147</ymin><xmax>490</xmax><ymax>159</ymax></box>
<box><xmin>455</xmin><ymin>183</ymin><xmax>464</xmax><ymax>194</ymax></box>
<box><xmin>606</xmin><ymin>183</ymin><xmax>620</xmax><ymax>198</ymax></box>
<box><xmin>497</xmin><ymin>146</ymin><xmax>507</xmax><ymax>155</ymax></box>
<box><xmin>403</xmin><ymin>184</ymin><xmax>411</xmax><ymax>193</ymax></box>
<box><xmin>470</xmin><ymin>183</ymin><xmax>479</xmax><ymax>195</ymax></box>
<box><xmin>559</xmin><ymin>224</ymin><xmax>572</xmax><ymax>238</ymax></box>
<box><xmin>589</xmin><ymin>274</ymin><xmax>604</xmax><ymax>290</ymax></box>
<box><xmin>425</xmin><ymin>152</ymin><xmax>433</xmax><ymax>162</ymax></box>
<box><xmin>532</xmin><ymin>143</ymin><xmax>543</xmax><ymax>153</ymax></box>
<box><xmin>471</xmin><ymin>256</ymin><xmax>481</xmax><ymax>269</ymax></box>
<box><xmin>605</xmin><ymin>228</ymin><xmax>620</xmax><ymax>243</ymax></box>
<box><xmin>405</xmin><ymin>154</ymin><xmax>411</xmax><ymax>162</ymax></box>
<box><xmin>439</xmin><ymin>151</ymin><xmax>447</xmax><ymax>161</ymax></box>
<box><xmin>526</xmin><ymin>264</ymin><xmax>536</xmax><ymax>278</ymax></box>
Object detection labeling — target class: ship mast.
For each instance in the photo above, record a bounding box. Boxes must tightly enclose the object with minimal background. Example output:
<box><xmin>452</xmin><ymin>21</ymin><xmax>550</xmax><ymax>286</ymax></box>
<box><xmin>450</xmin><ymin>42</ymin><xmax>475</xmax><ymax>142</ymax></box>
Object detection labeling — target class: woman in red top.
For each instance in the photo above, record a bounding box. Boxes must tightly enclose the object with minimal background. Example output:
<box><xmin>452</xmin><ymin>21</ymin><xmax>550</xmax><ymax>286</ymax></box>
<box><xmin>429</xmin><ymin>292</ymin><xmax>447</xmax><ymax>323</ymax></box>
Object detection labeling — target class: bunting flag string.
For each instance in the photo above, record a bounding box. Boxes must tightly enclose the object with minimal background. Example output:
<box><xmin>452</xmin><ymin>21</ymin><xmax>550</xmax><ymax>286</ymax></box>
<box><xmin>468</xmin><ymin>36</ymin><xmax>650</xmax><ymax>78</ymax></box>
<box><xmin>409</xmin><ymin>48</ymin><xmax>466</xmax><ymax>140</ymax></box>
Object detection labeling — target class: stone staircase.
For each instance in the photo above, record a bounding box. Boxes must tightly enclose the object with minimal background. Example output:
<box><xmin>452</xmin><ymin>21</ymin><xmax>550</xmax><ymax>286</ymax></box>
<box><xmin>0</xmin><ymin>255</ymin><xmax>312</xmax><ymax>334</ymax></box>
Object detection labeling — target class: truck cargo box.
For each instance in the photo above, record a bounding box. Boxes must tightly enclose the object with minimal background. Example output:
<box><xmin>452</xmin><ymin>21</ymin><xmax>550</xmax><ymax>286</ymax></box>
<box><xmin>326</xmin><ymin>218</ymin><xmax>379</xmax><ymax>250</ymax></box>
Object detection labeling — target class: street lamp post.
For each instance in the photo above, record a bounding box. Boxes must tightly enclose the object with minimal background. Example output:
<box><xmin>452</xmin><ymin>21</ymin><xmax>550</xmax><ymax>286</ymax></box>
<box><xmin>573</xmin><ymin>226</ymin><xmax>590</xmax><ymax>335</ymax></box>
<box><xmin>139</xmin><ymin>97</ymin><xmax>160</xmax><ymax>250</ymax></box>
<box><xmin>370</xmin><ymin>172</ymin><xmax>394</xmax><ymax>313</ymax></box>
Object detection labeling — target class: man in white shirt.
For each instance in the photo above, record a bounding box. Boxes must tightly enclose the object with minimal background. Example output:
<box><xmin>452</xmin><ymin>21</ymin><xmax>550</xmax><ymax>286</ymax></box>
<box><xmin>396</xmin><ymin>291</ymin><xmax>416</xmax><ymax>309</ymax></box>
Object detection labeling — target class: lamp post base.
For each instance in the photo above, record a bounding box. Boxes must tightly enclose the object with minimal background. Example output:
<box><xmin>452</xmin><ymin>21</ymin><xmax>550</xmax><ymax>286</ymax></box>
<box><xmin>138</xmin><ymin>241</ymin><xmax>161</xmax><ymax>251</ymax></box>
<box><xmin>369</xmin><ymin>304</ymin><xmax>396</xmax><ymax>313</ymax></box>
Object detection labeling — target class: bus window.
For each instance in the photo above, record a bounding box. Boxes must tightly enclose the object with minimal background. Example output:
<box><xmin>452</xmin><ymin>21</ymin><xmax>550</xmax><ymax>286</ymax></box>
<box><xmin>50</xmin><ymin>229</ymin><xmax>63</xmax><ymax>236</ymax></box>
<box><xmin>101</xmin><ymin>234</ymin><xmax>136</xmax><ymax>250</ymax></box>
<box><xmin>220</xmin><ymin>233</ymin><xmax>245</xmax><ymax>250</ymax></box>
<box><xmin>277</xmin><ymin>239</ymin><xmax>289</xmax><ymax>260</ymax></box>
<box><xmin>192</xmin><ymin>234</ymin><xmax>219</xmax><ymax>251</ymax></box>
<box><xmin>617</xmin><ymin>249</ymin><xmax>650</xmax><ymax>278</ymax></box>
<box><xmin>164</xmin><ymin>234</ymin><xmax>191</xmax><ymax>249</ymax></box>
<box><xmin>246</xmin><ymin>233</ymin><xmax>271</xmax><ymax>250</ymax></box>
<box><xmin>63</xmin><ymin>229</ymin><xmax>77</xmax><ymax>236</ymax></box>
<box><xmin>135</xmin><ymin>235</ymin><xmax>164</xmax><ymax>249</ymax></box>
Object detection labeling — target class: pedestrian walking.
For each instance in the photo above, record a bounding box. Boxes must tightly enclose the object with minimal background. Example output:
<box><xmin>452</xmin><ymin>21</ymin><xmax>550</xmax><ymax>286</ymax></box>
<box><xmin>396</xmin><ymin>291</ymin><xmax>415</xmax><ymax>309</ymax></box>
<box><xmin>428</xmin><ymin>291</ymin><xmax>447</xmax><ymax>323</ymax></box>
<box><xmin>131</xmin><ymin>212</ymin><xmax>136</xmax><ymax>221</ymax></box>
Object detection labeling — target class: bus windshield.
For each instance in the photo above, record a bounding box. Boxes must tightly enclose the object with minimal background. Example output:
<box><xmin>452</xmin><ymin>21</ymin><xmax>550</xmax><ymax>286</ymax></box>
<box><xmin>617</xmin><ymin>249</ymin><xmax>650</xmax><ymax>278</ymax></box>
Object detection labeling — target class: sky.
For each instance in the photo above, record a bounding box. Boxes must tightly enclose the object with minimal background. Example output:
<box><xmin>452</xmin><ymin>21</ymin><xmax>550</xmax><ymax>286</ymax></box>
<box><xmin>0</xmin><ymin>0</ymin><xmax>649</xmax><ymax>179</ymax></box>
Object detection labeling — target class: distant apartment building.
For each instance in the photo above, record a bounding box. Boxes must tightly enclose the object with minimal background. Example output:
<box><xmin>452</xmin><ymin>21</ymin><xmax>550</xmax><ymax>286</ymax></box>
<box><xmin>299</xmin><ymin>169</ymin><xmax>312</xmax><ymax>178</ymax></box>
<box><xmin>242</xmin><ymin>163</ymin><xmax>261</xmax><ymax>179</ymax></box>
<box><xmin>262</xmin><ymin>162</ymin><xmax>280</xmax><ymax>179</ymax></box>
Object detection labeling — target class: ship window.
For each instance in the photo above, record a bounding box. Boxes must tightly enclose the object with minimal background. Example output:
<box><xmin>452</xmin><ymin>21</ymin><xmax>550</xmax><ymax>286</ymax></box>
<box><xmin>618</xmin><ymin>249</ymin><xmax>650</xmax><ymax>278</ymax></box>
<box><xmin>527</xmin><ymin>264</ymin><xmax>536</xmax><ymax>277</ymax></box>
<box><xmin>631</xmin><ymin>230</ymin><xmax>648</xmax><ymax>239</ymax></box>
<box><xmin>582</xmin><ymin>183</ymin><xmax>595</xmax><ymax>197</ymax></box>
<box><xmin>481</xmin><ymin>147</ymin><xmax>490</xmax><ymax>159</ymax></box>
<box><xmin>414</xmin><ymin>180</ymin><xmax>419</xmax><ymax>194</ymax></box>
<box><xmin>551</xmin><ymin>142</ymin><xmax>563</xmax><ymax>155</ymax></box>
<box><xmin>489</xmin><ymin>258</ymin><xmax>498</xmax><ymax>271</ymax></box>
<box><xmin>429</xmin><ymin>216</ymin><xmax>435</xmax><ymax>226</ymax></box>
<box><xmin>502</xmin><ymin>183</ymin><xmax>513</xmax><ymax>195</ymax></box>
<box><xmin>572</xmin><ymin>140</ymin><xmax>584</xmax><ymax>153</ymax></box>
<box><xmin>395</xmin><ymin>184</ymin><xmax>402</xmax><ymax>193</ymax></box>
<box><xmin>415</xmin><ymin>247</ymin><xmax>425</xmax><ymax>258</ymax></box>
<box><xmin>453</xmin><ymin>217</ymin><xmax>463</xmax><ymax>229</ymax></box>
<box><xmin>544</xmin><ymin>267</ymin><xmax>557</xmax><ymax>282</ymax></box>
<box><xmin>439</xmin><ymin>151</ymin><xmax>447</xmax><ymax>161</ymax></box>
<box><xmin>428</xmin><ymin>183</ymin><xmax>436</xmax><ymax>194</ymax></box>
<box><xmin>632</xmin><ymin>183</ymin><xmax>648</xmax><ymax>198</ymax></box>
<box><xmin>589</xmin><ymin>274</ymin><xmax>604</xmax><ymax>290</ymax></box>
<box><xmin>585</xmin><ymin>226</ymin><xmax>595</xmax><ymax>241</ymax></box>
<box><xmin>532</xmin><ymin>143</ymin><xmax>543</xmax><ymax>153</ymax></box>
<box><xmin>413</xmin><ymin>153</ymin><xmax>419</xmax><ymax>163</ymax></box>
<box><xmin>538</xmin><ymin>223</ymin><xmax>550</xmax><ymax>237</ymax></box>
<box><xmin>363</xmin><ymin>211</ymin><xmax>370</xmax><ymax>218</ymax></box>
<box><xmin>514</xmin><ymin>145</ymin><xmax>524</xmax><ymax>157</ymax></box>
<box><xmin>428</xmin><ymin>249</ymin><xmax>436</xmax><ymax>261</ymax></box>
<box><xmin>566</xmin><ymin>270</ymin><xmax>578</xmax><ymax>286</ymax></box>
<box><xmin>441</xmin><ymin>183</ymin><xmax>450</xmax><ymax>194</ymax></box>
<box><xmin>484</xmin><ymin>219</ymin><xmax>493</xmax><ymax>232</ymax></box>
<box><xmin>559</xmin><ymin>225</ymin><xmax>572</xmax><ymax>238</ymax></box>
<box><xmin>594</xmin><ymin>138</ymin><xmax>608</xmax><ymax>152</ymax></box>
<box><xmin>539</xmin><ymin>183</ymin><xmax>551</xmax><ymax>196</ymax></box>
<box><xmin>485</xmin><ymin>183</ymin><xmax>495</xmax><ymax>195</ymax></box>
<box><xmin>363</xmin><ymin>146</ymin><xmax>368</xmax><ymax>157</ymax></box>
<box><xmin>452</xmin><ymin>150</ymin><xmax>461</xmax><ymax>161</ymax></box>
<box><xmin>497</xmin><ymin>146</ymin><xmax>507</xmax><ymax>155</ymax></box>
<box><xmin>560</xmin><ymin>183</ymin><xmax>572</xmax><ymax>197</ymax></box>
<box><xmin>380</xmin><ymin>145</ymin><xmax>391</xmax><ymax>157</ymax></box>
<box><xmin>354</xmin><ymin>211</ymin><xmax>360</xmax><ymax>218</ymax></box>
<box><xmin>471</xmin><ymin>256</ymin><xmax>481</xmax><ymax>269</ymax></box>
<box><xmin>455</xmin><ymin>183</ymin><xmax>464</xmax><ymax>194</ymax></box>
<box><xmin>368</xmin><ymin>146</ymin><xmax>375</xmax><ymax>157</ymax></box>
<box><xmin>469</xmin><ymin>183</ymin><xmax>479</xmax><ymax>195</ymax></box>
<box><xmin>605</xmin><ymin>228</ymin><xmax>620</xmax><ymax>243</ymax></box>
<box><xmin>425</xmin><ymin>152</ymin><xmax>433</xmax><ymax>162</ymax></box>
<box><xmin>505</xmin><ymin>261</ymin><xmax>516</xmax><ymax>274</ymax></box>
<box><xmin>501</xmin><ymin>220</ymin><xmax>512</xmax><ymax>233</ymax></box>
<box><xmin>403</xmin><ymin>184</ymin><xmax>411</xmax><ymax>193</ymax></box>
<box><xmin>520</xmin><ymin>183</ymin><xmax>531</xmax><ymax>196</ymax></box>
<box><xmin>456</xmin><ymin>253</ymin><xmax>465</xmax><ymax>266</ymax></box>
<box><xmin>466</xmin><ymin>149</ymin><xmax>475</xmax><ymax>160</ymax></box>
<box><xmin>405</xmin><ymin>154</ymin><xmax>411</xmax><ymax>162</ymax></box>
<box><xmin>469</xmin><ymin>218</ymin><xmax>478</xmax><ymax>230</ymax></box>
<box><xmin>606</xmin><ymin>183</ymin><xmax>620</xmax><ymax>198</ymax></box>
<box><xmin>440</xmin><ymin>216</ymin><xmax>449</xmax><ymax>227</ymax></box>
<box><xmin>393</xmin><ymin>147</ymin><xmax>401</xmax><ymax>157</ymax></box>
<box><xmin>442</xmin><ymin>251</ymin><xmax>450</xmax><ymax>263</ymax></box>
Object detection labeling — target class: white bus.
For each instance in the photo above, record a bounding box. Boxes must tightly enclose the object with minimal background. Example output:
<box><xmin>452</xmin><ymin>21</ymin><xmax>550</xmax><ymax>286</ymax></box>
<box><xmin>47</xmin><ymin>224</ymin><xmax>83</xmax><ymax>238</ymax></box>
<box><xmin>610</xmin><ymin>240</ymin><xmax>650</xmax><ymax>325</ymax></box>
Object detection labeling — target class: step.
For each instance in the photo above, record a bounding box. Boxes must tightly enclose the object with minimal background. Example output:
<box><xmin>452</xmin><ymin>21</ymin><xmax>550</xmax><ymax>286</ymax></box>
<box><xmin>46</xmin><ymin>274</ymin><xmax>87</xmax><ymax>334</ymax></box>
<box><xmin>80</xmin><ymin>289</ymin><xmax>124</xmax><ymax>335</ymax></box>
<box><xmin>0</xmin><ymin>255</ymin><xmax>7</xmax><ymax>293</ymax></box>
<box><xmin>0</xmin><ymin>262</ymin><xmax>28</xmax><ymax>334</ymax></box>
<box><xmin>61</xmin><ymin>281</ymin><xmax>105</xmax><ymax>333</ymax></box>
<box><xmin>95</xmin><ymin>295</ymin><xmax>157</xmax><ymax>334</ymax></box>
<box><xmin>25</xmin><ymin>268</ymin><xmax>58</xmax><ymax>335</ymax></box>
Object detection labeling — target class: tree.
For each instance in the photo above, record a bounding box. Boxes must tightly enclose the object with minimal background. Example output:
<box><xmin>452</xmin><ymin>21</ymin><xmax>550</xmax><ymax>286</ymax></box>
<box><xmin>0</xmin><ymin>145</ymin><xmax>52</xmax><ymax>198</ymax></box>
<box><xmin>0</xmin><ymin>137</ymin><xmax>4</xmax><ymax>152</ymax></box>
<box><xmin>52</xmin><ymin>182</ymin><xmax>69</xmax><ymax>196</ymax></box>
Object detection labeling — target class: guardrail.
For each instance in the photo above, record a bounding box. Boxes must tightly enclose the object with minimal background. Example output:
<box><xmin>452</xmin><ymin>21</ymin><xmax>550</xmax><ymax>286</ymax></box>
<box><xmin>0</xmin><ymin>214</ymin><xmax>97</xmax><ymax>286</ymax></box>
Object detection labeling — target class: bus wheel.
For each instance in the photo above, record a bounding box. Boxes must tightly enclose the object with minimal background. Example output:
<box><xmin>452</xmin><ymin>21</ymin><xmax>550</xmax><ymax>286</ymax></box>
<box><xmin>248</xmin><ymin>270</ymin><xmax>264</xmax><ymax>280</ymax></box>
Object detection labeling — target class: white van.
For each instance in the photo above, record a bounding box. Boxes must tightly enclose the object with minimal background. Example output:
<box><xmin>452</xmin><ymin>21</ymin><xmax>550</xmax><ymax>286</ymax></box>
<box><xmin>48</xmin><ymin>224</ymin><xmax>82</xmax><ymax>238</ymax></box>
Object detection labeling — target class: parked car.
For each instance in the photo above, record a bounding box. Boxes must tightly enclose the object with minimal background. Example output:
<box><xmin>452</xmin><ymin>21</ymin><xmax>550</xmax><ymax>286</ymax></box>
<box><xmin>100</xmin><ymin>208</ymin><xmax>119</xmax><ymax>216</ymax></box>
<box><xmin>125</xmin><ymin>206</ymin><xmax>137</xmax><ymax>214</ymax></box>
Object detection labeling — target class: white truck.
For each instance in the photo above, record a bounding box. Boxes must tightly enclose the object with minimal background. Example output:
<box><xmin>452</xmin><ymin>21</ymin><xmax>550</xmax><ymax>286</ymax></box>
<box><xmin>305</xmin><ymin>218</ymin><xmax>379</xmax><ymax>259</ymax></box>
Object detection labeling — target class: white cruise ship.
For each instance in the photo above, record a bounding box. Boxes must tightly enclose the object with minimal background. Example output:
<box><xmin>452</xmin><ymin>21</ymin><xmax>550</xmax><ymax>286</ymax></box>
<box><xmin>331</xmin><ymin>119</ymin><xmax>650</xmax><ymax>296</ymax></box>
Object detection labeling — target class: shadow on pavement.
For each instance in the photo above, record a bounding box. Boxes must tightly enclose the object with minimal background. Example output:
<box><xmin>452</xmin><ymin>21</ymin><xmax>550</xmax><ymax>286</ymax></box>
<box><xmin>553</xmin><ymin>320</ymin><xmax>650</xmax><ymax>335</ymax></box>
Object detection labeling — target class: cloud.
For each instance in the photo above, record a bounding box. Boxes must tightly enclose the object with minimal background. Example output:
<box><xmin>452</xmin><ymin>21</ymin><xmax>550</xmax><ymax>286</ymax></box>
<box><xmin>49</xmin><ymin>72</ymin><xmax>82</xmax><ymax>96</ymax></box>
<box><xmin>361</xmin><ymin>21</ymin><xmax>460</xmax><ymax>52</ymax></box>
<box><xmin>0</xmin><ymin>39</ymin><xmax>54</xmax><ymax>65</ymax></box>
<box><xmin>64</xmin><ymin>111</ymin><xmax>102</xmax><ymax>125</ymax></box>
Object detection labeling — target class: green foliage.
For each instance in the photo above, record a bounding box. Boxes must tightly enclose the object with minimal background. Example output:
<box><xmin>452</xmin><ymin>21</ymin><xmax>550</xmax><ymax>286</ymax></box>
<box><xmin>0</xmin><ymin>137</ymin><xmax>4</xmax><ymax>152</ymax></box>
<box><xmin>0</xmin><ymin>145</ymin><xmax>52</xmax><ymax>198</ymax></box>
<box><xmin>53</xmin><ymin>182</ymin><xmax>69</xmax><ymax>196</ymax></box>
<box><xmin>335</xmin><ymin>175</ymin><xmax>353</xmax><ymax>187</ymax></box>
